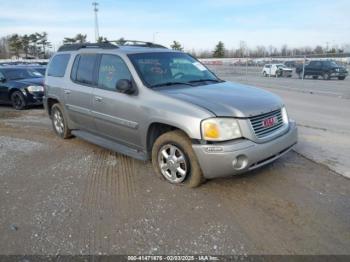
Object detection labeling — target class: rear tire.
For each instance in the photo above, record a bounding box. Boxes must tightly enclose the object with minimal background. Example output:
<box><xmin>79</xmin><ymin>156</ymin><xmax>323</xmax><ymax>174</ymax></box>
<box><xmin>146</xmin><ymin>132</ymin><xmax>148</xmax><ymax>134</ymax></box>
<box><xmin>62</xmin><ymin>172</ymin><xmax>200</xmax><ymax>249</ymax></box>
<box><xmin>11</xmin><ymin>91</ymin><xmax>26</xmax><ymax>110</ymax></box>
<box><xmin>152</xmin><ymin>130</ymin><xmax>205</xmax><ymax>188</ymax></box>
<box><xmin>51</xmin><ymin>103</ymin><xmax>71</xmax><ymax>139</ymax></box>
<box><xmin>312</xmin><ymin>76</ymin><xmax>318</xmax><ymax>80</ymax></box>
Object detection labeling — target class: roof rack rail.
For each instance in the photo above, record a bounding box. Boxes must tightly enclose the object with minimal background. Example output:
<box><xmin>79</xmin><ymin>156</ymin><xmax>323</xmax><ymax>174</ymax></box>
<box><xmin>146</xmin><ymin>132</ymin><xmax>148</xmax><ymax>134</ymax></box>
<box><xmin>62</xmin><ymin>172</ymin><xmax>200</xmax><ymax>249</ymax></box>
<box><xmin>57</xmin><ymin>42</ymin><xmax>118</xmax><ymax>52</ymax></box>
<box><xmin>109</xmin><ymin>40</ymin><xmax>168</xmax><ymax>49</ymax></box>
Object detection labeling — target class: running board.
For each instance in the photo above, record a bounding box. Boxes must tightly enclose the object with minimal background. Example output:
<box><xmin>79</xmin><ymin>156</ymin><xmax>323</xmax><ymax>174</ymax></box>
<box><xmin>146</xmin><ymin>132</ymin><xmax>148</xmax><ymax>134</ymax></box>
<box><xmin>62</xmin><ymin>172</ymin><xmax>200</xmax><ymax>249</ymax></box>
<box><xmin>71</xmin><ymin>130</ymin><xmax>148</xmax><ymax>161</ymax></box>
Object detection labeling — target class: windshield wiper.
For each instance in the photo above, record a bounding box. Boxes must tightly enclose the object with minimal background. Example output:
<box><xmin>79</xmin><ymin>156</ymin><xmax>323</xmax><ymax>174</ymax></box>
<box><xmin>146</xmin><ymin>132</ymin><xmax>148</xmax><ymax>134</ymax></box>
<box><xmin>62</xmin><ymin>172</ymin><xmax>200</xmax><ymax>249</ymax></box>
<box><xmin>188</xmin><ymin>79</ymin><xmax>222</xmax><ymax>84</ymax></box>
<box><xmin>151</xmin><ymin>82</ymin><xmax>193</xmax><ymax>88</ymax></box>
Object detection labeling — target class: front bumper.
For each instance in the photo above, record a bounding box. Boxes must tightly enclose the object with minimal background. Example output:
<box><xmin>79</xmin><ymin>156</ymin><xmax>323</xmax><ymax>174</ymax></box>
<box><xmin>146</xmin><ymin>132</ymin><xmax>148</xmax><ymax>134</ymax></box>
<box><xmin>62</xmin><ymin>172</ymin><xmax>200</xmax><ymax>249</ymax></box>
<box><xmin>192</xmin><ymin>121</ymin><xmax>298</xmax><ymax>179</ymax></box>
<box><xmin>24</xmin><ymin>91</ymin><xmax>44</xmax><ymax>105</ymax></box>
<box><xmin>330</xmin><ymin>72</ymin><xmax>348</xmax><ymax>77</ymax></box>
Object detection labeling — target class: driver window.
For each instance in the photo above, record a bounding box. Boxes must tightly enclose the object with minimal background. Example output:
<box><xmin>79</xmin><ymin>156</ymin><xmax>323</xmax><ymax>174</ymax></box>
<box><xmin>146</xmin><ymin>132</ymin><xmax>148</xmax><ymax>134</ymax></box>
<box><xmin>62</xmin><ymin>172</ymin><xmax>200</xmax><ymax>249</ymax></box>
<box><xmin>98</xmin><ymin>54</ymin><xmax>132</xmax><ymax>91</ymax></box>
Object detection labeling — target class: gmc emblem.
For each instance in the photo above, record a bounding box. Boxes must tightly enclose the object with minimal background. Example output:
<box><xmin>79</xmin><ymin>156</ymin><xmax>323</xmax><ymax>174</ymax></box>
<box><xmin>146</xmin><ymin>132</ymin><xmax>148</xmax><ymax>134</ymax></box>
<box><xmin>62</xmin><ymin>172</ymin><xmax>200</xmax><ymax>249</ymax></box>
<box><xmin>262</xmin><ymin>116</ymin><xmax>278</xmax><ymax>128</ymax></box>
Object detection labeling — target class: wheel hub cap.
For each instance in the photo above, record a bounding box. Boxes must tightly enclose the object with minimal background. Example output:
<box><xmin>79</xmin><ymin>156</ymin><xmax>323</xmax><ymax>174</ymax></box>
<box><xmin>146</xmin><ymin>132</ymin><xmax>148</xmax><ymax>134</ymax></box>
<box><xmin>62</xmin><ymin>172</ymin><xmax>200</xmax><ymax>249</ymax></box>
<box><xmin>158</xmin><ymin>144</ymin><xmax>188</xmax><ymax>183</ymax></box>
<box><xmin>53</xmin><ymin>110</ymin><xmax>64</xmax><ymax>134</ymax></box>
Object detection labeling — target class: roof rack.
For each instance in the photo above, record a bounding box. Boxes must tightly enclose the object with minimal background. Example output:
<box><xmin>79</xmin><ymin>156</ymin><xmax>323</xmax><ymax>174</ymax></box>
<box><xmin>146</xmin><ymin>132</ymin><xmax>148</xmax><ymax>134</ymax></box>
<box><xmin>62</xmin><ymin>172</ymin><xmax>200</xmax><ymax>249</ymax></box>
<box><xmin>57</xmin><ymin>40</ymin><xmax>167</xmax><ymax>52</ymax></box>
<box><xmin>109</xmin><ymin>40</ymin><xmax>168</xmax><ymax>49</ymax></box>
<box><xmin>57</xmin><ymin>42</ymin><xmax>118</xmax><ymax>52</ymax></box>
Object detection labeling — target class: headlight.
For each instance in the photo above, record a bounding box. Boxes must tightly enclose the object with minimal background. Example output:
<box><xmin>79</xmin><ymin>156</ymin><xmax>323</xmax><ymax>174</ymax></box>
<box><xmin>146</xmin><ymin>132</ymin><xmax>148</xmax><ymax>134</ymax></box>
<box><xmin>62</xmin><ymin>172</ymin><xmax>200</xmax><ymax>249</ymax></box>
<box><xmin>27</xmin><ymin>85</ymin><xmax>44</xmax><ymax>93</ymax></box>
<box><xmin>281</xmin><ymin>106</ymin><xmax>289</xmax><ymax>124</ymax></box>
<box><xmin>201</xmin><ymin>118</ymin><xmax>241</xmax><ymax>141</ymax></box>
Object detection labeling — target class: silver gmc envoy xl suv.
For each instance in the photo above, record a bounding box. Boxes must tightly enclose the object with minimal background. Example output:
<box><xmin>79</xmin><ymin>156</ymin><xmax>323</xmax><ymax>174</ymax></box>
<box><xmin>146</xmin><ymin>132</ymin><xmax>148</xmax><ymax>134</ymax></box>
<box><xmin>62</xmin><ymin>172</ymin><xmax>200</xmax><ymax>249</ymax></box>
<box><xmin>44</xmin><ymin>41</ymin><xmax>297</xmax><ymax>187</ymax></box>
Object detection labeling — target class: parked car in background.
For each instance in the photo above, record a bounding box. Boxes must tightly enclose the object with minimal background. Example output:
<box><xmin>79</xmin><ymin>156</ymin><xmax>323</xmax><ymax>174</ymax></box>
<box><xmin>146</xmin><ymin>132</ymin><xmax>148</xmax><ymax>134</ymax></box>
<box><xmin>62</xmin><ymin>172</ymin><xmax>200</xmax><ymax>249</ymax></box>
<box><xmin>0</xmin><ymin>66</ymin><xmax>44</xmax><ymax>109</ymax></box>
<box><xmin>262</xmin><ymin>64</ymin><xmax>293</xmax><ymax>77</ymax></box>
<box><xmin>44</xmin><ymin>42</ymin><xmax>297</xmax><ymax>188</ymax></box>
<box><xmin>284</xmin><ymin>61</ymin><xmax>298</xmax><ymax>68</ymax></box>
<box><xmin>296</xmin><ymin>60</ymin><xmax>348</xmax><ymax>80</ymax></box>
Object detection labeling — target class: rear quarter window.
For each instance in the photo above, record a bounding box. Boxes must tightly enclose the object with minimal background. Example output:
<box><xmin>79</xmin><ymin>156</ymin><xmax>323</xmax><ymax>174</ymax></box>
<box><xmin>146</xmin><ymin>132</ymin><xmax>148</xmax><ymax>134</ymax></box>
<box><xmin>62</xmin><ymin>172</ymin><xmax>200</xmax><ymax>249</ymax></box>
<box><xmin>47</xmin><ymin>54</ymin><xmax>71</xmax><ymax>77</ymax></box>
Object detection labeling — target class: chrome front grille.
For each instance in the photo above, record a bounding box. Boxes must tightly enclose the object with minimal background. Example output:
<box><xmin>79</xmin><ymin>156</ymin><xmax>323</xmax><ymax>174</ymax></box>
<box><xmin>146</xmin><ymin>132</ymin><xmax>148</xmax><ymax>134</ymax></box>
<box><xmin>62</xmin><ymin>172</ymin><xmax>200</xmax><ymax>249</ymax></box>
<box><xmin>249</xmin><ymin>109</ymin><xmax>284</xmax><ymax>138</ymax></box>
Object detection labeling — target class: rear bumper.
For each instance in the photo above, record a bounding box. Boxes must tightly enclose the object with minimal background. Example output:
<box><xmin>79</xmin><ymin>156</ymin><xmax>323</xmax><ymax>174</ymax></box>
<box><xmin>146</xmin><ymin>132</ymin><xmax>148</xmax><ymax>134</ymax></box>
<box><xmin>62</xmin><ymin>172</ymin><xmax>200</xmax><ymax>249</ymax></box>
<box><xmin>192</xmin><ymin>121</ymin><xmax>298</xmax><ymax>179</ymax></box>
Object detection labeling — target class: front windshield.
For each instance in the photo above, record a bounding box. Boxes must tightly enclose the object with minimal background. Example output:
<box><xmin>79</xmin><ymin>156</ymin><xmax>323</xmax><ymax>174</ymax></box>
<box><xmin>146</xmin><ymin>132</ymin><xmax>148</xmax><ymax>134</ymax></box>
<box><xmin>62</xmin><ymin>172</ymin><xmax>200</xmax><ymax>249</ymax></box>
<box><xmin>277</xmin><ymin>64</ymin><xmax>286</xmax><ymax>68</ymax></box>
<box><xmin>326</xmin><ymin>61</ymin><xmax>339</xmax><ymax>67</ymax></box>
<box><xmin>3</xmin><ymin>68</ymin><xmax>43</xmax><ymax>80</ymax></box>
<box><xmin>128</xmin><ymin>52</ymin><xmax>219</xmax><ymax>88</ymax></box>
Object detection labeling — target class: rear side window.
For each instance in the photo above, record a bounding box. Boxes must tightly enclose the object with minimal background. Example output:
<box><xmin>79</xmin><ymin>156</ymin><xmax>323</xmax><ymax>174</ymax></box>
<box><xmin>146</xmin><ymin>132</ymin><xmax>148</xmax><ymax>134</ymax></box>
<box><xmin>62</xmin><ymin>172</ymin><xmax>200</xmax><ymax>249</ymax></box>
<box><xmin>75</xmin><ymin>54</ymin><xmax>97</xmax><ymax>85</ymax></box>
<box><xmin>48</xmin><ymin>54</ymin><xmax>70</xmax><ymax>77</ymax></box>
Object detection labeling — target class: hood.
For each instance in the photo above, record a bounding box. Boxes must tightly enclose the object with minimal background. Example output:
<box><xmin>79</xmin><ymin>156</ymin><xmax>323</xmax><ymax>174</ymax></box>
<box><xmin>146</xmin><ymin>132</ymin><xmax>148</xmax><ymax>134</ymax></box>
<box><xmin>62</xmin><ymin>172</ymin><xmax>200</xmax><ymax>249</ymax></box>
<box><xmin>159</xmin><ymin>81</ymin><xmax>283</xmax><ymax>117</ymax></box>
<box><xmin>15</xmin><ymin>77</ymin><xmax>44</xmax><ymax>86</ymax></box>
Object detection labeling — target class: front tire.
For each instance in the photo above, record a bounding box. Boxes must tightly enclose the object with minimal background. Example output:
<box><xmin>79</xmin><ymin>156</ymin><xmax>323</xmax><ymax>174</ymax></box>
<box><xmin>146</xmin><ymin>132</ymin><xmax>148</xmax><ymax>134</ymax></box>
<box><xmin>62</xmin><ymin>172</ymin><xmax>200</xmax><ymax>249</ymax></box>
<box><xmin>51</xmin><ymin>103</ymin><xmax>71</xmax><ymax>139</ymax></box>
<box><xmin>338</xmin><ymin>76</ymin><xmax>346</xmax><ymax>80</ymax></box>
<box><xmin>323</xmin><ymin>72</ymin><xmax>330</xmax><ymax>80</ymax></box>
<box><xmin>11</xmin><ymin>91</ymin><xmax>26</xmax><ymax>110</ymax></box>
<box><xmin>152</xmin><ymin>130</ymin><xmax>205</xmax><ymax>188</ymax></box>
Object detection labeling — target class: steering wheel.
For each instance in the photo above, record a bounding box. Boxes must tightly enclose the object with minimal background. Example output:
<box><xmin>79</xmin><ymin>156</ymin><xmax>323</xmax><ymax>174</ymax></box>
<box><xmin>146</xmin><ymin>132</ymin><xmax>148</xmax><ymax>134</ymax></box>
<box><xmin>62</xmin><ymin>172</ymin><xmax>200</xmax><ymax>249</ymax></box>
<box><xmin>173</xmin><ymin>72</ymin><xmax>185</xmax><ymax>79</ymax></box>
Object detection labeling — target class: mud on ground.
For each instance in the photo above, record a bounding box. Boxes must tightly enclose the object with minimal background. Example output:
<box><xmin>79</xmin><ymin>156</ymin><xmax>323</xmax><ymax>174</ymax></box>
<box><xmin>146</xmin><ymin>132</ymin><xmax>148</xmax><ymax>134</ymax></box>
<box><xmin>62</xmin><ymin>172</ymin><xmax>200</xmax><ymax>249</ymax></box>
<box><xmin>0</xmin><ymin>109</ymin><xmax>349</xmax><ymax>255</ymax></box>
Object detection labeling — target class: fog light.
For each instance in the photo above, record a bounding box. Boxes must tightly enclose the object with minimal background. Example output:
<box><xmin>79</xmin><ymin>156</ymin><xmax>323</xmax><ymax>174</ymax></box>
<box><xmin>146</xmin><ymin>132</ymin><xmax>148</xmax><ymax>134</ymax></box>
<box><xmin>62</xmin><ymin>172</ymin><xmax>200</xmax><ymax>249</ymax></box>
<box><xmin>232</xmin><ymin>155</ymin><xmax>248</xmax><ymax>170</ymax></box>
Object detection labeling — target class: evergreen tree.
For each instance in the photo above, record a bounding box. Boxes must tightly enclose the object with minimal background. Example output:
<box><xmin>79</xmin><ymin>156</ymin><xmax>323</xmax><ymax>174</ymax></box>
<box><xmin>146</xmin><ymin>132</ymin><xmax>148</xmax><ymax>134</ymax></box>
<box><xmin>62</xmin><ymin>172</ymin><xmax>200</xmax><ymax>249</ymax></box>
<box><xmin>170</xmin><ymin>41</ymin><xmax>183</xmax><ymax>51</ymax></box>
<box><xmin>213</xmin><ymin>41</ymin><xmax>225</xmax><ymax>58</ymax></box>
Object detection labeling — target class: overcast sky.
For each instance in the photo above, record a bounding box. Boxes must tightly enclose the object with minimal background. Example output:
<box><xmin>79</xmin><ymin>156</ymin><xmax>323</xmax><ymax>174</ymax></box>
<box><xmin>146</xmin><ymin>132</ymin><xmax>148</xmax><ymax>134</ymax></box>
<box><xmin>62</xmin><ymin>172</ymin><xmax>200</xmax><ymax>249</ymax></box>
<box><xmin>1</xmin><ymin>0</ymin><xmax>349</xmax><ymax>51</ymax></box>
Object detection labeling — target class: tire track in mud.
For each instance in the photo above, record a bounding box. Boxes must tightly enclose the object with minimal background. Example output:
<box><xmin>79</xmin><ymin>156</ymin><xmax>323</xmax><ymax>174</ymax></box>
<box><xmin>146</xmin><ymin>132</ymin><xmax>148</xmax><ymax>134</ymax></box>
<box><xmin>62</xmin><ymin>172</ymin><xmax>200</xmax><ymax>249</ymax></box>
<box><xmin>78</xmin><ymin>149</ymin><xmax>138</xmax><ymax>254</ymax></box>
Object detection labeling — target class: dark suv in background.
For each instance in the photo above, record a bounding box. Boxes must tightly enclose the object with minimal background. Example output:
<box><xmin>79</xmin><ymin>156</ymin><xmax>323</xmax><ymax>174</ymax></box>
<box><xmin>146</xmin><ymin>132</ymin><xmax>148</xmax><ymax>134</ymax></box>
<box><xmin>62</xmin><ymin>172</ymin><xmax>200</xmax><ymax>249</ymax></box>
<box><xmin>296</xmin><ymin>60</ymin><xmax>348</xmax><ymax>80</ymax></box>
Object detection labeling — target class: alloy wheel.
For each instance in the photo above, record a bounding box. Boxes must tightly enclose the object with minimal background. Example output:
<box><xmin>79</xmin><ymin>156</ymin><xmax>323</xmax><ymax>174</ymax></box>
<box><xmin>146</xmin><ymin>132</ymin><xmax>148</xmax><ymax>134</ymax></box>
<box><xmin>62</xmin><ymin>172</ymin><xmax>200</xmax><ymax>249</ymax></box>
<box><xmin>53</xmin><ymin>109</ymin><xmax>64</xmax><ymax>135</ymax></box>
<box><xmin>158</xmin><ymin>144</ymin><xmax>188</xmax><ymax>183</ymax></box>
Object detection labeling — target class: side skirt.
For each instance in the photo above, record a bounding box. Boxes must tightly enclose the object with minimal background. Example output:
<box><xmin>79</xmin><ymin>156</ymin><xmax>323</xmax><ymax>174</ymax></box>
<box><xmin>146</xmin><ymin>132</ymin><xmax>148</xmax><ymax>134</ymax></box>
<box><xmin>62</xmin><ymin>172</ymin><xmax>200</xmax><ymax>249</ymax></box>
<box><xmin>71</xmin><ymin>130</ymin><xmax>148</xmax><ymax>161</ymax></box>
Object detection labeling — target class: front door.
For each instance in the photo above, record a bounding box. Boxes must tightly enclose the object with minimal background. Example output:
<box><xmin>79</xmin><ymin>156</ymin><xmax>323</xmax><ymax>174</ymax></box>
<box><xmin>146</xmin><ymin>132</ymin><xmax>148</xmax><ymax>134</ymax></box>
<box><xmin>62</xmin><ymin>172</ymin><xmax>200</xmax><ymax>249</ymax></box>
<box><xmin>92</xmin><ymin>54</ymin><xmax>142</xmax><ymax>149</ymax></box>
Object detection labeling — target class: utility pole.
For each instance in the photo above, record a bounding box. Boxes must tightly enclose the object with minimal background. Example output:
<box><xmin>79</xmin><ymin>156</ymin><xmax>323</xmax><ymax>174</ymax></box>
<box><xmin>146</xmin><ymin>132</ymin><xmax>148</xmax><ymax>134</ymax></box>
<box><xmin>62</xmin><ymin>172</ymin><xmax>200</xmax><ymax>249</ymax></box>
<box><xmin>153</xmin><ymin>32</ymin><xmax>159</xmax><ymax>43</ymax></box>
<box><xmin>92</xmin><ymin>2</ymin><xmax>100</xmax><ymax>42</ymax></box>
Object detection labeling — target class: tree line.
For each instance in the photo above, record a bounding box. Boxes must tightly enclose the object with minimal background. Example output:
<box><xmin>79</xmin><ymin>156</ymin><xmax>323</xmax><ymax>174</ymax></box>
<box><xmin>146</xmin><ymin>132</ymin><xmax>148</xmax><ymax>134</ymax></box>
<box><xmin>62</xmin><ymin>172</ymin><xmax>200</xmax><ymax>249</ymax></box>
<box><xmin>1</xmin><ymin>32</ymin><xmax>349</xmax><ymax>59</ymax></box>
<box><xmin>0</xmin><ymin>32</ymin><xmax>51</xmax><ymax>59</ymax></box>
<box><xmin>192</xmin><ymin>40</ymin><xmax>350</xmax><ymax>59</ymax></box>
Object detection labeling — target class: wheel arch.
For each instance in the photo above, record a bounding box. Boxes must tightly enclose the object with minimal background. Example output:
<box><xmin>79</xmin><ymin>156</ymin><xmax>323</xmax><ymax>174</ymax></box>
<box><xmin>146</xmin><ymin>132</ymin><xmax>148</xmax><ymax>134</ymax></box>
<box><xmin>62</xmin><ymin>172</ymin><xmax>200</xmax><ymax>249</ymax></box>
<box><xmin>46</xmin><ymin>97</ymin><xmax>60</xmax><ymax>117</ymax></box>
<box><xmin>8</xmin><ymin>88</ymin><xmax>23</xmax><ymax>100</ymax></box>
<box><xmin>145</xmin><ymin>122</ymin><xmax>192</xmax><ymax>155</ymax></box>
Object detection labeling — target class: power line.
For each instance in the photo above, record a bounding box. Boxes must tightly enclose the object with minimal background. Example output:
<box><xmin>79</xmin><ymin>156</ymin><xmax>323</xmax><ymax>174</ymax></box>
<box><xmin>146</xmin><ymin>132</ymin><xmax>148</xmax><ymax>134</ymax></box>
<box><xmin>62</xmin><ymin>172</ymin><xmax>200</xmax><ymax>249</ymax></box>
<box><xmin>92</xmin><ymin>2</ymin><xmax>100</xmax><ymax>42</ymax></box>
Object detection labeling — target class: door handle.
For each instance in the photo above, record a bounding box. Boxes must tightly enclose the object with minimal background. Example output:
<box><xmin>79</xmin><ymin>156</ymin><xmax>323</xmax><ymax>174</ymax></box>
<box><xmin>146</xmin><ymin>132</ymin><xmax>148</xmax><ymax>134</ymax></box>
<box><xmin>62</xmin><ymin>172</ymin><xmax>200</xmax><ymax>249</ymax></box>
<box><xmin>64</xmin><ymin>89</ymin><xmax>71</xmax><ymax>94</ymax></box>
<box><xmin>95</xmin><ymin>96</ymin><xmax>103</xmax><ymax>102</ymax></box>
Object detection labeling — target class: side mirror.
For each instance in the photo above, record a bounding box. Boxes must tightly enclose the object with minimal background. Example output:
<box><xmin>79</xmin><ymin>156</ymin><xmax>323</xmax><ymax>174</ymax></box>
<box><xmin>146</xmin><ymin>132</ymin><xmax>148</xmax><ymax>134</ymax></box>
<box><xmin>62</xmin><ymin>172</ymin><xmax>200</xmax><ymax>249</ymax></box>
<box><xmin>116</xmin><ymin>79</ymin><xmax>135</xmax><ymax>94</ymax></box>
<box><xmin>0</xmin><ymin>77</ymin><xmax>6</xmax><ymax>83</ymax></box>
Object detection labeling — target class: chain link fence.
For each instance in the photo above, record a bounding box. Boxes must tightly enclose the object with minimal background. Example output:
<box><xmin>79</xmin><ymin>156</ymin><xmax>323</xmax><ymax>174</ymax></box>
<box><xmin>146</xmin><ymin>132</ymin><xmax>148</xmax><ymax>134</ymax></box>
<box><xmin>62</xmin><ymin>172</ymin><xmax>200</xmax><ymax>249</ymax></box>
<box><xmin>200</xmin><ymin>55</ymin><xmax>350</xmax><ymax>80</ymax></box>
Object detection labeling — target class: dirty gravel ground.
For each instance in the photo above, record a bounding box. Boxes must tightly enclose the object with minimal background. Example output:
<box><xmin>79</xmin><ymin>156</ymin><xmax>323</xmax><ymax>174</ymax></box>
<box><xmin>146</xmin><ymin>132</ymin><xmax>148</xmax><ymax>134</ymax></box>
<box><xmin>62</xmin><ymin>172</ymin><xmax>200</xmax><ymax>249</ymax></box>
<box><xmin>0</xmin><ymin>108</ymin><xmax>349</xmax><ymax>255</ymax></box>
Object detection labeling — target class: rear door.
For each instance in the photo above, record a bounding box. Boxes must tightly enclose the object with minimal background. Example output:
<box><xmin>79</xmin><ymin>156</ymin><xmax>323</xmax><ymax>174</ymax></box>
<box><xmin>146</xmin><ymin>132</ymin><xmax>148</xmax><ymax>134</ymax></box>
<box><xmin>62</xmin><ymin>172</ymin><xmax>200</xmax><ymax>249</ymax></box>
<box><xmin>65</xmin><ymin>53</ymin><xmax>98</xmax><ymax>132</ymax></box>
<box><xmin>92</xmin><ymin>54</ymin><xmax>142</xmax><ymax>149</ymax></box>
